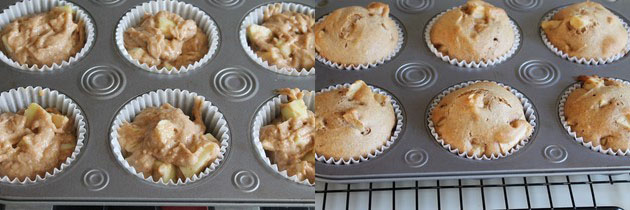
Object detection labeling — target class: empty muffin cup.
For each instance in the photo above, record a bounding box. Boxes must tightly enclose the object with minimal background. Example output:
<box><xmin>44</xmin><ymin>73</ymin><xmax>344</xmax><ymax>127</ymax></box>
<box><xmin>315</xmin><ymin>83</ymin><xmax>404</xmax><ymax>164</ymax></box>
<box><xmin>115</xmin><ymin>0</ymin><xmax>219</xmax><ymax>74</ymax></box>
<box><xmin>427</xmin><ymin>80</ymin><xmax>536</xmax><ymax>160</ymax></box>
<box><xmin>424</xmin><ymin>6</ymin><xmax>520</xmax><ymax>68</ymax></box>
<box><xmin>0</xmin><ymin>86</ymin><xmax>86</xmax><ymax>184</ymax></box>
<box><xmin>240</xmin><ymin>2</ymin><xmax>315</xmax><ymax>76</ymax></box>
<box><xmin>0</xmin><ymin>0</ymin><xmax>95</xmax><ymax>71</ymax></box>
<box><xmin>252</xmin><ymin>90</ymin><xmax>315</xmax><ymax>185</ymax></box>
<box><xmin>110</xmin><ymin>89</ymin><xmax>230</xmax><ymax>185</ymax></box>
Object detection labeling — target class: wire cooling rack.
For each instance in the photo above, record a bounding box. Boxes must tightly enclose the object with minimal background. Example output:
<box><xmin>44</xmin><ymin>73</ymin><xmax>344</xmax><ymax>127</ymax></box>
<box><xmin>316</xmin><ymin>174</ymin><xmax>630</xmax><ymax>210</ymax></box>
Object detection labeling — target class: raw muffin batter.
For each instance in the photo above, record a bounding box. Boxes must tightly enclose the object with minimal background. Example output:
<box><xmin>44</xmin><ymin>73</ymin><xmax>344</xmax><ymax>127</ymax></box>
<box><xmin>117</xmin><ymin>99</ymin><xmax>220</xmax><ymax>182</ymax></box>
<box><xmin>0</xmin><ymin>5</ymin><xmax>86</xmax><ymax>67</ymax></box>
<box><xmin>315</xmin><ymin>80</ymin><xmax>396</xmax><ymax>160</ymax></box>
<box><xmin>541</xmin><ymin>1</ymin><xmax>628</xmax><ymax>59</ymax></box>
<box><xmin>247</xmin><ymin>3</ymin><xmax>315</xmax><ymax>70</ymax></box>
<box><xmin>0</xmin><ymin>103</ymin><xmax>76</xmax><ymax>181</ymax></box>
<box><xmin>124</xmin><ymin>11</ymin><xmax>209</xmax><ymax>70</ymax></box>
<box><xmin>430</xmin><ymin>0</ymin><xmax>515</xmax><ymax>62</ymax></box>
<box><xmin>564</xmin><ymin>75</ymin><xmax>630</xmax><ymax>151</ymax></box>
<box><xmin>431</xmin><ymin>82</ymin><xmax>533</xmax><ymax>157</ymax></box>
<box><xmin>259</xmin><ymin>88</ymin><xmax>315</xmax><ymax>183</ymax></box>
<box><xmin>314</xmin><ymin>2</ymin><xmax>399</xmax><ymax>66</ymax></box>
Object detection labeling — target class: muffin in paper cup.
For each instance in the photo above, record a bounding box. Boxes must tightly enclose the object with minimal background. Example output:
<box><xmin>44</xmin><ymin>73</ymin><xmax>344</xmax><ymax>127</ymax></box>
<box><xmin>0</xmin><ymin>86</ymin><xmax>86</xmax><ymax>184</ymax></box>
<box><xmin>424</xmin><ymin>7</ymin><xmax>521</xmax><ymax>68</ymax></box>
<box><xmin>314</xmin><ymin>14</ymin><xmax>404</xmax><ymax>71</ymax></box>
<box><xmin>540</xmin><ymin>8</ymin><xmax>630</xmax><ymax>65</ymax></box>
<box><xmin>252</xmin><ymin>90</ymin><xmax>315</xmax><ymax>186</ymax></box>
<box><xmin>315</xmin><ymin>83</ymin><xmax>404</xmax><ymax>165</ymax></box>
<box><xmin>115</xmin><ymin>0</ymin><xmax>219</xmax><ymax>74</ymax></box>
<box><xmin>110</xmin><ymin>89</ymin><xmax>230</xmax><ymax>185</ymax></box>
<box><xmin>239</xmin><ymin>2</ymin><xmax>315</xmax><ymax>76</ymax></box>
<box><xmin>0</xmin><ymin>0</ymin><xmax>95</xmax><ymax>72</ymax></box>
<box><xmin>427</xmin><ymin>81</ymin><xmax>537</xmax><ymax>160</ymax></box>
<box><xmin>559</xmin><ymin>78</ymin><xmax>630</xmax><ymax>156</ymax></box>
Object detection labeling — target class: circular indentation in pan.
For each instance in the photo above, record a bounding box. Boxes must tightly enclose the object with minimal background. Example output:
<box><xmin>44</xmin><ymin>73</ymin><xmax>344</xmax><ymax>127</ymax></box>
<box><xmin>213</xmin><ymin>67</ymin><xmax>258</xmax><ymax>101</ymax></box>
<box><xmin>404</xmin><ymin>149</ymin><xmax>428</xmax><ymax>168</ymax></box>
<box><xmin>518</xmin><ymin>60</ymin><xmax>559</xmax><ymax>87</ymax></box>
<box><xmin>233</xmin><ymin>170</ymin><xmax>259</xmax><ymax>192</ymax></box>
<box><xmin>81</xmin><ymin>66</ymin><xmax>125</xmax><ymax>99</ymax></box>
<box><xmin>395</xmin><ymin>62</ymin><xmax>437</xmax><ymax>89</ymax></box>
<box><xmin>208</xmin><ymin>0</ymin><xmax>243</xmax><ymax>9</ymax></box>
<box><xmin>543</xmin><ymin>145</ymin><xmax>568</xmax><ymax>163</ymax></box>
<box><xmin>504</xmin><ymin>0</ymin><xmax>541</xmax><ymax>11</ymax></box>
<box><xmin>90</xmin><ymin>0</ymin><xmax>124</xmax><ymax>6</ymax></box>
<box><xmin>396</xmin><ymin>0</ymin><xmax>433</xmax><ymax>13</ymax></box>
<box><xmin>83</xmin><ymin>169</ymin><xmax>109</xmax><ymax>191</ymax></box>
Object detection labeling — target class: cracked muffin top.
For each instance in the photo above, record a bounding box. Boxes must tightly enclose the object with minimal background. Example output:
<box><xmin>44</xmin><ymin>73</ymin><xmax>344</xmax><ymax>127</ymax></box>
<box><xmin>564</xmin><ymin>75</ymin><xmax>630</xmax><ymax>152</ymax></box>
<box><xmin>429</xmin><ymin>0</ymin><xmax>514</xmax><ymax>62</ymax></box>
<box><xmin>314</xmin><ymin>80</ymin><xmax>396</xmax><ymax>160</ymax></box>
<box><xmin>431</xmin><ymin>82</ymin><xmax>532</xmax><ymax>157</ymax></box>
<box><xmin>314</xmin><ymin>2</ymin><xmax>399</xmax><ymax>66</ymax></box>
<box><xmin>541</xmin><ymin>1</ymin><xmax>628</xmax><ymax>59</ymax></box>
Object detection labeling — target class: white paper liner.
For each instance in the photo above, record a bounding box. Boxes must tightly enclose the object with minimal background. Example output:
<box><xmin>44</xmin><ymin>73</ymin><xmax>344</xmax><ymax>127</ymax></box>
<box><xmin>0</xmin><ymin>0</ymin><xmax>95</xmax><ymax>72</ymax></box>
<box><xmin>540</xmin><ymin>8</ymin><xmax>630</xmax><ymax>65</ymax></box>
<box><xmin>252</xmin><ymin>90</ymin><xmax>315</xmax><ymax>186</ymax></box>
<box><xmin>424</xmin><ymin>6</ymin><xmax>521</xmax><ymax>68</ymax></box>
<box><xmin>0</xmin><ymin>86</ymin><xmax>86</xmax><ymax>184</ymax></box>
<box><xmin>314</xmin><ymin>13</ymin><xmax>404</xmax><ymax>70</ymax></box>
<box><xmin>559</xmin><ymin>78</ymin><xmax>630</xmax><ymax>156</ymax></box>
<box><xmin>427</xmin><ymin>81</ymin><xmax>537</xmax><ymax>160</ymax></box>
<box><xmin>314</xmin><ymin>83</ymin><xmax>404</xmax><ymax>164</ymax></box>
<box><xmin>115</xmin><ymin>0</ymin><xmax>219</xmax><ymax>74</ymax></box>
<box><xmin>109</xmin><ymin>89</ymin><xmax>230</xmax><ymax>185</ymax></box>
<box><xmin>239</xmin><ymin>2</ymin><xmax>315</xmax><ymax>76</ymax></box>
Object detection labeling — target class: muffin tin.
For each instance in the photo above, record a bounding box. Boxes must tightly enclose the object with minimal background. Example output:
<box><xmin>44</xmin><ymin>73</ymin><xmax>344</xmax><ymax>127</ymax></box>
<box><xmin>315</xmin><ymin>0</ymin><xmax>630</xmax><ymax>183</ymax></box>
<box><xmin>0</xmin><ymin>0</ymin><xmax>314</xmax><ymax>206</ymax></box>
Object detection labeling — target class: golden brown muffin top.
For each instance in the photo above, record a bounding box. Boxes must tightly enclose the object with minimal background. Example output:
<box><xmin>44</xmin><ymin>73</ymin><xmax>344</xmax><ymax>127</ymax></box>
<box><xmin>314</xmin><ymin>80</ymin><xmax>396</xmax><ymax>160</ymax></box>
<box><xmin>314</xmin><ymin>2</ymin><xmax>399</xmax><ymax>66</ymax></box>
<box><xmin>431</xmin><ymin>82</ymin><xmax>532</xmax><ymax>157</ymax></box>
<box><xmin>430</xmin><ymin>0</ymin><xmax>515</xmax><ymax>62</ymax></box>
<box><xmin>564</xmin><ymin>75</ymin><xmax>630</xmax><ymax>152</ymax></box>
<box><xmin>542</xmin><ymin>1</ymin><xmax>628</xmax><ymax>59</ymax></box>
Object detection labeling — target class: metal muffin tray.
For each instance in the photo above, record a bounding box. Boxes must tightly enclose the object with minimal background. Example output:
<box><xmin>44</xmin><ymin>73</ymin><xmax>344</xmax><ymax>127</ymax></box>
<box><xmin>315</xmin><ymin>0</ymin><xmax>630</xmax><ymax>183</ymax></box>
<box><xmin>0</xmin><ymin>0</ymin><xmax>314</xmax><ymax>206</ymax></box>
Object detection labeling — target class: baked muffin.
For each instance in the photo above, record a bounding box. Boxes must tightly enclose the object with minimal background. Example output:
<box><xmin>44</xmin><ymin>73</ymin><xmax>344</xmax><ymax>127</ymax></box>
<box><xmin>430</xmin><ymin>0</ymin><xmax>515</xmax><ymax>63</ymax></box>
<box><xmin>431</xmin><ymin>82</ymin><xmax>532</xmax><ymax>157</ymax></box>
<box><xmin>259</xmin><ymin>88</ymin><xmax>315</xmax><ymax>183</ymax></box>
<box><xmin>246</xmin><ymin>3</ymin><xmax>315</xmax><ymax>70</ymax></box>
<box><xmin>124</xmin><ymin>11</ymin><xmax>209</xmax><ymax>70</ymax></box>
<box><xmin>117</xmin><ymin>98</ymin><xmax>221</xmax><ymax>183</ymax></box>
<box><xmin>0</xmin><ymin>5</ymin><xmax>86</xmax><ymax>67</ymax></box>
<box><xmin>564</xmin><ymin>75</ymin><xmax>630</xmax><ymax>152</ymax></box>
<box><xmin>314</xmin><ymin>2</ymin><xmax>399</xmax><ymax>66</ymax></box>
<box><xmin>0</xmin><ymin>103</ymin><xmax>76</xmax><ymax>181</ymax></box>
<box><xmin>541</xmin><ymin>1</ymin><xmax>628</xmax><ymax>60</ymax></box>
<box><xmin>315</xmin><ymin>80</ymin><xmax>396</xmax><ymax>161</ymax></box>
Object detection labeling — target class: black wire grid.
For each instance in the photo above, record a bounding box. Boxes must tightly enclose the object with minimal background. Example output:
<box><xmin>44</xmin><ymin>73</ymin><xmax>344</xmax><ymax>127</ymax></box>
<box><xmin>316</xmin><ymin>175</ymin><xmax>630</xmax><ymax>210</ymax></box>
